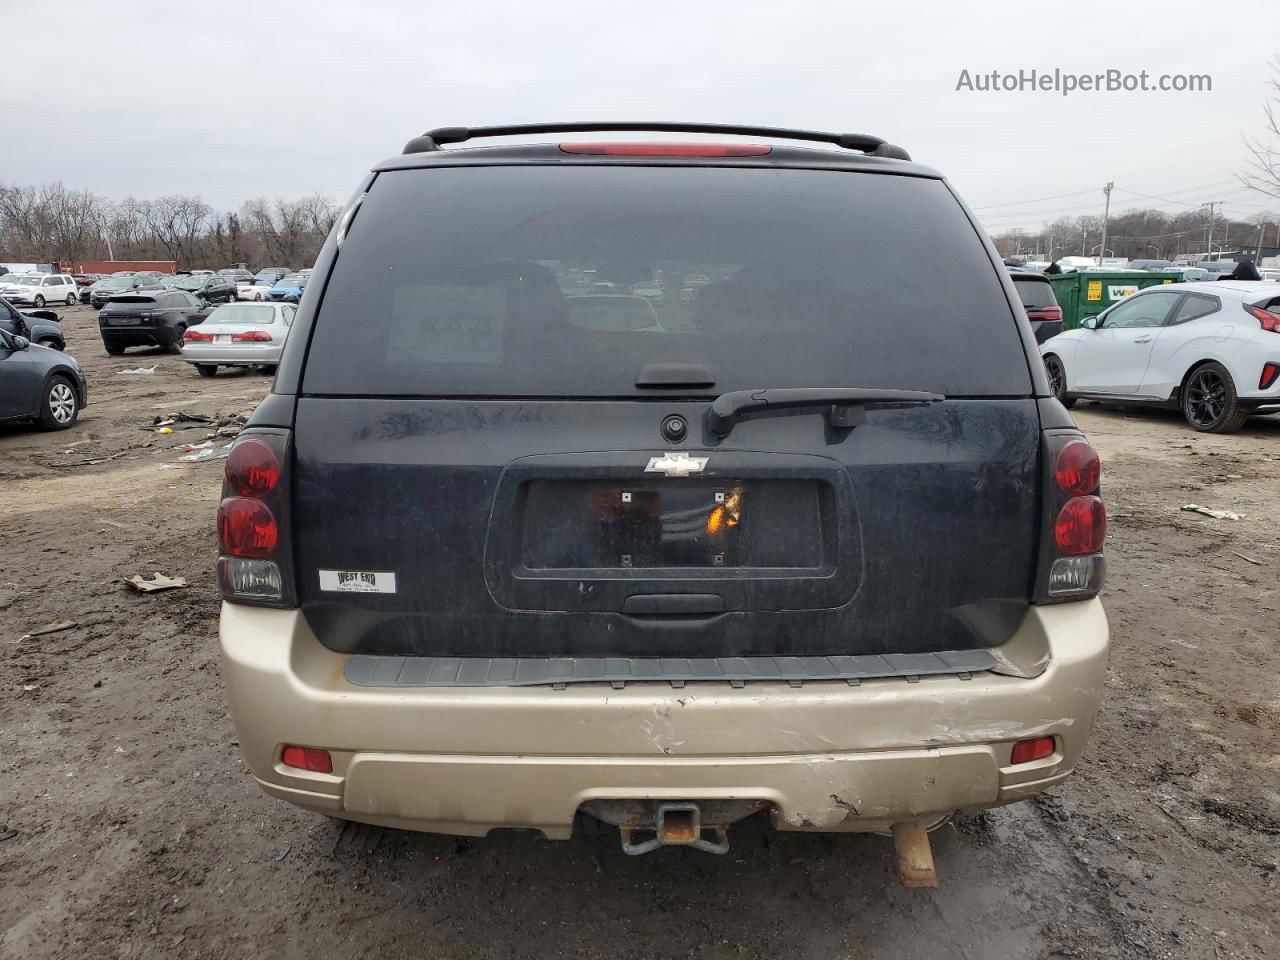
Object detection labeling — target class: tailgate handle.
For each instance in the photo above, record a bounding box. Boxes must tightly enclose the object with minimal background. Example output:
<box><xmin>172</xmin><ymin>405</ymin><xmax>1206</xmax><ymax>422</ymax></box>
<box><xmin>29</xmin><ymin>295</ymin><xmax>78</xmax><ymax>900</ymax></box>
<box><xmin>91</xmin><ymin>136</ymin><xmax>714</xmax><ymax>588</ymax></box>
<box><xmin>622</xmin><ymin>594</ymin><xmax>726</xmax><ymax>616</ymax></box>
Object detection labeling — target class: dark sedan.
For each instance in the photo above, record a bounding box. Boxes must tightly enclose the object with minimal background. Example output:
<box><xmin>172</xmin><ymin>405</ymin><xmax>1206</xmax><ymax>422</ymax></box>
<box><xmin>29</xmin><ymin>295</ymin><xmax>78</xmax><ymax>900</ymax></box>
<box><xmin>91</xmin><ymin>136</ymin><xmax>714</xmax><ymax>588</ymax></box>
<box><xmin>171</xmin><ymin>274</ymin><xmax>237</xmax><ymax>303</ymax></box>
<box><xmin>99</xmin><ymin>290</ymin><xmax>210</xmax><ymax>354</ymax></box>
<box><xmin>0</xmin><ymin>329</ymin><xmax>88</xmax><ymax>430</ymax></box>
<box><xmin>88</xmin><ymin>275</ymin><xmax>165</xmax><ymax>308</ymax></box>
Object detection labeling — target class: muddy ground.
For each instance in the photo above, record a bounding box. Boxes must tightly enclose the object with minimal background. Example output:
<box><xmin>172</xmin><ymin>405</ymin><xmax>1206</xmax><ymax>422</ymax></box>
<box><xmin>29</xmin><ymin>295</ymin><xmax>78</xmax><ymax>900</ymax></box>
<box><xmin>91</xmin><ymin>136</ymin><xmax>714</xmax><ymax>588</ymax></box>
<box><xmin>1</xmin><ymin>304</ymin><xmax>1277</xmax><ymax>960</ymax></box>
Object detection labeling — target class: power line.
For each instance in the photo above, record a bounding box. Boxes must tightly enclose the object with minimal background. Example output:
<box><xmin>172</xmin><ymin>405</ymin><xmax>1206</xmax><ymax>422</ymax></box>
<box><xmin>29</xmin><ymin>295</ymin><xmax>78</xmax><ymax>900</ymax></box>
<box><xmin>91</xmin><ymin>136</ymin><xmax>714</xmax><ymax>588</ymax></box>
<box><xmin>972</xmin><ymin>188</ymin><xmax>1098</xmax><ymax>210</ymax></box>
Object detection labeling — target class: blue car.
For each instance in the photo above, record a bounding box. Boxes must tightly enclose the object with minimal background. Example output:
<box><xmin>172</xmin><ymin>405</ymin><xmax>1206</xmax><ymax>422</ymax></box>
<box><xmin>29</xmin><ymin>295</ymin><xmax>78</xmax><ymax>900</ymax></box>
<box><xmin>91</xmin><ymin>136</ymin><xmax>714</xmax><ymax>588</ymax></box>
<box><xmin>267</xmin><ymin>274</ymin><xmax>307</xmax><ymax>303</ymax></box>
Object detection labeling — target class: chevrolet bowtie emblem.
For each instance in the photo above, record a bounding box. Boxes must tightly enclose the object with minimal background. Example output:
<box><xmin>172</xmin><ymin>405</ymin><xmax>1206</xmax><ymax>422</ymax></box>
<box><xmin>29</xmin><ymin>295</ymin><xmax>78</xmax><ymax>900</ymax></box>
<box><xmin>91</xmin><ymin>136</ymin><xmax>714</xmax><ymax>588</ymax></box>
<box><xmin>644</xmin><ymin>452</ymin><xmax>709</xmax><ymax>478</ymax></box>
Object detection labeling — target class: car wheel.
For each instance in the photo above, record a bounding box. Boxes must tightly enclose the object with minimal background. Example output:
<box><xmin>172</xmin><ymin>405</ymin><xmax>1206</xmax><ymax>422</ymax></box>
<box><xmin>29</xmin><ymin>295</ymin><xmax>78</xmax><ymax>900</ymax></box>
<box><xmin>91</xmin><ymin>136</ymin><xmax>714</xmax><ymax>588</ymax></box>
<box><xmin>38</xmin><ymin>376</ymin><xmax>79</xmax><ymax>430</ymax></box>
<box><xmin>104</xmin><ymin>342</ymin><xmax>125</xmax><ymax>355</ymax></box>
<box><xmin>1182</xmin><ymin>362</ymin><xmax>1250</xmax><ymax>433</ymax></box>
<box><xmin>37</xmin><ymin>337</ymin><xmax>64</xmax><ymax>351</ymax></box>
<box><xmin>65</xmin><ymin>293</ymin><xmax>76</xmax><ymax>305</ymax></box>
<box><xmin>1043</xmin><ymin>355</ymin><xmax>1076</xmax><ymax>409</ymax></box>
<box><xmin>195</xmin><ymin>364</ymin><xmax>218</xmax><ymax>377</ymax></box>
<box><xmin>261</xmin><ymin>364</ymin><xmax>279</xmax><ymax>375</ymax></box>
<box><xmin>33</xmin><ymin>295</ymin><xmax>45</xmax><ymax>308</ymax></box>
<box><xmin>169</xmin><ymin>325</ymin><xmax>187</xmax><ymax>353</ymax></box>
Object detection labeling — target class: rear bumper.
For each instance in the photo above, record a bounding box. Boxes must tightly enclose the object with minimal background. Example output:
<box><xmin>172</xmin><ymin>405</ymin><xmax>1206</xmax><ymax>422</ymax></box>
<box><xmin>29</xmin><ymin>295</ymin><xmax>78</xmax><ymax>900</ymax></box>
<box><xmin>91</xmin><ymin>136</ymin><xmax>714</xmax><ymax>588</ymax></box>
<box><xmin>100</xmin><ymin>328</ymin><xmax>173</xmax><ymax>348</ymax></box>
<box><xmin>181</xmin><ymin>344</ymin><xmax>282</xmax><ymax>364</ymax></box>
<box><xmin>219</xmin><ymin>599</ymin><xmax>1109</xmax><ymax>839</ymax></box>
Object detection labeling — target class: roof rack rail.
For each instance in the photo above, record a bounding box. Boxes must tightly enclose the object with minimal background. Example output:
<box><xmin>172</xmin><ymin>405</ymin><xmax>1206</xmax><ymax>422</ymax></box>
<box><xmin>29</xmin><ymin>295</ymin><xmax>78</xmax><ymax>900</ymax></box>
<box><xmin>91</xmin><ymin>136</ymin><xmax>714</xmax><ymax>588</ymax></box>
<box><xmin>402</xmin><ymin>122</ymin><xmax>911</xmax><ymax>160</ymax></box>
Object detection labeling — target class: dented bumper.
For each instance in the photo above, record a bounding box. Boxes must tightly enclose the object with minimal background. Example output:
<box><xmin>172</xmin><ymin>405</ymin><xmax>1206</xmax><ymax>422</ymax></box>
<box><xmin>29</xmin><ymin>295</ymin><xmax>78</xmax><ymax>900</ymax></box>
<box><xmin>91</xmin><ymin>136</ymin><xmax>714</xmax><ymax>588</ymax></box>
<box><xmin>218</xmin><ymin>599</ymin><xmax>1108</xmax><ymax>838</ymax></box>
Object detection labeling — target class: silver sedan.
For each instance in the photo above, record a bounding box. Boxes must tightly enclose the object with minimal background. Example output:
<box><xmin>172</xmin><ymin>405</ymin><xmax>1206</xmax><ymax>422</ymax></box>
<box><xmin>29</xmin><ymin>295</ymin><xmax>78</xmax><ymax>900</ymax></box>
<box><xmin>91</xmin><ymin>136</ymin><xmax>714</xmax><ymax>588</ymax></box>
<box><xmin>180</xmin><ymin>301</ymin><xmax>296</xmax><ymax>377</ymax></box>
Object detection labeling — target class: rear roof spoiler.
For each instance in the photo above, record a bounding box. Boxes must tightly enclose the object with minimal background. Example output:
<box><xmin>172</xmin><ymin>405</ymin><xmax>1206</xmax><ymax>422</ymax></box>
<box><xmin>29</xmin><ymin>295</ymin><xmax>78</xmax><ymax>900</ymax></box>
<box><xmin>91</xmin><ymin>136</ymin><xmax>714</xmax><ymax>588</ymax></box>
<box><xmin>402</xmin><ymin>122</ymin><xmax>911</xmax><ymax>160</ymax></box>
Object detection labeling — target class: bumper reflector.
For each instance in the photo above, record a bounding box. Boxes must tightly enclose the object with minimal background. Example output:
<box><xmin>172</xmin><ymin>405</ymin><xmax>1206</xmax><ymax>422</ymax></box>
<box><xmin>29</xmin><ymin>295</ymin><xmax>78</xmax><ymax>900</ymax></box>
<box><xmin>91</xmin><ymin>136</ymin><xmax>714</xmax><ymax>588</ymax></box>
<box><xmin>1011</xmin><ymin>736</ymin><xmax>1055</xmax><ymax>765</ymax></box>
<box><xmin>281</xmin><ymin>745</ymin><xmax>333</xmax><ymax>773</ymax></box>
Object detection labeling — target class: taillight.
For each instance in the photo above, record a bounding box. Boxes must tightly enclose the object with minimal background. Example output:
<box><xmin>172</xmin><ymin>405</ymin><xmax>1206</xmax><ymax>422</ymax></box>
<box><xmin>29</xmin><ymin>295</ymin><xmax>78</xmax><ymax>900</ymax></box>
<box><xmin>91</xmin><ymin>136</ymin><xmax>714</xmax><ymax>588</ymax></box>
<box><xmin>226</xmin><ymin>438</ymin><xmax>280</xmax><ymax>497</ymax></box>
<box><xmin>1245</xmin><ymin>304</ymin><xmax>1280</xmax><ymax>332</ymax></box>
<box><xmin>217</xmin><ymin>430</ymin><xmax>294</xmax><ymax>607</ymax></box>
<box><xmin>1261</xmin><ymin>362</ymin><xmax>1280</xmax><ymax>390</ymax></box>
<box><xmin>1054</xmin><ymin>440</ymin><xmax>1100</xmax><ymax>496</ymax></box>
<box><xmin>1055</xmin><ymin>497</ymin><xmax>1106</xmax><ymax>554</ymax></box>
<box><xmin>217</xmin><ymin>498</ymin><xmax>277</xmax><ymax>557</ymax></box>
<box><xmin>559</xmin><ymin>141</ymin><xmax>772</xmax><ymax>156</ymax></box>
<box><xmin>1035</xmin><ymin>432</ymin><xmax>1105</xmax><ymax>602</ymax></box>
<box><xmin>1025</xmin><ymin>305</ymin><xmax>1063</xmax><ymax>322</ymax></box>
<box><xmin>231</xmin><ymin>330</ymin><xmax>272</xmax><ymax>342</ymax></box>
<box><xmin>184</xmin><ymin>330</ymin><xmax>213</xmax><ymax>342</ymax></box>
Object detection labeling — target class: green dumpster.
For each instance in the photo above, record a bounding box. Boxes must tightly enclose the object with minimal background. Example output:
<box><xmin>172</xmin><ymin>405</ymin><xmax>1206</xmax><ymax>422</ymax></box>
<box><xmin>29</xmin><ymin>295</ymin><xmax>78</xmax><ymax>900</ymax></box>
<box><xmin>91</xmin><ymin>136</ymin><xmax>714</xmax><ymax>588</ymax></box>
<box><xmin>1048</xmin><ymin>272</ymin><xmax>1183</xmax><ymax>330</ymax></box>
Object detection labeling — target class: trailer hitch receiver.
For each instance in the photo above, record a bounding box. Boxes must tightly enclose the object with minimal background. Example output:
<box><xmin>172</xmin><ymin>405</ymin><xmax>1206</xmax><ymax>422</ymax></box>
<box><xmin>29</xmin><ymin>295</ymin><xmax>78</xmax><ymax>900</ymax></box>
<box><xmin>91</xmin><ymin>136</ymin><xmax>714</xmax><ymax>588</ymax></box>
<box><xmin>618</xmin><ymin>802</ymin><xmax>731</xmax><ymax>856</ymax></box>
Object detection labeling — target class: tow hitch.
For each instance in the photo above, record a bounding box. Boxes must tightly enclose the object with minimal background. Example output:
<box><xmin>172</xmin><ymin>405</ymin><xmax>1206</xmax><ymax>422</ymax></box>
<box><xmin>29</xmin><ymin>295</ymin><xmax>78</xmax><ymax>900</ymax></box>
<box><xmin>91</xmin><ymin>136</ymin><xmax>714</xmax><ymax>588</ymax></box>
<box><xmin>581</xmin><ymin>799</ymin><xmax>766</xmax><ymax>856</ymax></box>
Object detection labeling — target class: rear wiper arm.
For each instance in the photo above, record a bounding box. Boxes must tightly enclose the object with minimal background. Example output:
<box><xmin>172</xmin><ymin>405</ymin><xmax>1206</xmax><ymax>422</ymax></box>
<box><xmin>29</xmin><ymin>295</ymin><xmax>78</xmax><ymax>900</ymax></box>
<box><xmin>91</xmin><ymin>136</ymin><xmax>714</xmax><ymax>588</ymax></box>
<box><xmin>706</xmin><ymin>387</ymin><xmax>944</xmax><ymax>438</ymax></box>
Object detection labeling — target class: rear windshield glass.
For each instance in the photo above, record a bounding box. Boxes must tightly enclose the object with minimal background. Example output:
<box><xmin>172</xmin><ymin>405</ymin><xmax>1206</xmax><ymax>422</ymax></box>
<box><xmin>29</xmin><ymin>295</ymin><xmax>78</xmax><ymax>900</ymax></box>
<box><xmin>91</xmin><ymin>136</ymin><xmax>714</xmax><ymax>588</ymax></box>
<box><xmin>304</xmin><ymin>166</ymin><xmax>1030</xmax><ymax>397</ymax></box>
<box><xmin>208</xmin><ymin>304</ymin><xmax>275</xmax><ymax>324</ymax></box>
<box><xmin>1012</xmin><ymin>276</ymin><xmax>1057</xmax><ymax>308</ymax></box>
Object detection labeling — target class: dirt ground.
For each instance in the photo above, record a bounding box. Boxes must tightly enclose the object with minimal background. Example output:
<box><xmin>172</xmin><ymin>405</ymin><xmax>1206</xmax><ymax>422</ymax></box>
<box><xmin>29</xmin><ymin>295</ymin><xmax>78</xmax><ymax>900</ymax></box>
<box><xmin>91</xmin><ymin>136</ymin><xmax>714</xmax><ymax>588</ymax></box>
<box><xmin>1</xmin><ymin>304</ymin><xmax>1277</xmax><ymax>960</ymax></box>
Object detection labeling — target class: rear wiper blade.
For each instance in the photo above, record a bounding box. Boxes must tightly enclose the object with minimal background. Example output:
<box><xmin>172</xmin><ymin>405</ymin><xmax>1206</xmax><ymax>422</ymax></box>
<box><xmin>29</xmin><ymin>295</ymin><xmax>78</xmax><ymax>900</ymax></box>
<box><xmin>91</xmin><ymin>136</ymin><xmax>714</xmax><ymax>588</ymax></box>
<box><xmin>706</xmin><ymin>387</ymin><xmax>944</xmax><ymax>438</ymax></box>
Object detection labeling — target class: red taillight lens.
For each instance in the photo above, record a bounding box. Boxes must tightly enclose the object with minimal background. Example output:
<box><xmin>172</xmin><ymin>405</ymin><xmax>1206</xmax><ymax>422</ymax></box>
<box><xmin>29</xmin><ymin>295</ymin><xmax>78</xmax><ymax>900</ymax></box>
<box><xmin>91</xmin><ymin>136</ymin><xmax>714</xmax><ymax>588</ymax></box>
<box><xmin>1025</xmin><ymin>305</ymin><xmax>1063</xmax><ymax>322</ymax></box>
<box><xmin>225</xmin><ymin>438</ymin><xmax>280</xmax><ymax>498</ymax></box>
<box><xmin>1010</xmin><ymin>737</ymin><xmax>1055</xmax><ymax>765</ymax></box>
<box><xmin>1055</xmin><ymin>440</ymin><xmax>1101</xmax><ymax>496</ymax></box>
<box><xmin>1261</xmin><ymin>362</ymin><xmax>1280</xmax><ymax>390</ymax></box>
<box><xmin>281</xmin><ymin>745</ymin><xmax>332</xmax><ymax>773</ymax></box>
<box><xmin>559</xmin><ymin>141</ymin><xmax>772</xmax><ymax>156</ymax></box>
<box><xmin>1245</xmin><ymin>304</ymin><xmax>1280</xmax><ymax>332</ymax></box>
<box><xmin>217</xmin><ymin>497</ymin><xmax>278</xmax><ymax>558</ymax></box>
<box><xmin>231</xmin><ymin>330</ymin><xmax>272</xmax><ymax>342</ymax></box>
<box><xmin>1055</xmin><ymin>496</ymin><xmax>1106</xmax><ymax>555</ymax></box>
<box><xmin>184</xmin><ymin>330</ymin><xmax>213</xmax><ymax>342</ymax></box>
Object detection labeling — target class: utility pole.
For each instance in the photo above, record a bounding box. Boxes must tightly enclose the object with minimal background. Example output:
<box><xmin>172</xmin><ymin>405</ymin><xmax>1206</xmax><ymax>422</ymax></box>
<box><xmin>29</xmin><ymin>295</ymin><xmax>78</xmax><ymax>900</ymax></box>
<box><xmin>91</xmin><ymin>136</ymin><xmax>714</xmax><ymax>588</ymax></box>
<box><xmin>1097</xmin><ymin>182</ymin><xmax>1113</xmax><ymax>266</ymax></box>
<box><xmin>1203</xmin><ymin>201</ymin><xmax>1219</xmax><ymax>258</ymax></box>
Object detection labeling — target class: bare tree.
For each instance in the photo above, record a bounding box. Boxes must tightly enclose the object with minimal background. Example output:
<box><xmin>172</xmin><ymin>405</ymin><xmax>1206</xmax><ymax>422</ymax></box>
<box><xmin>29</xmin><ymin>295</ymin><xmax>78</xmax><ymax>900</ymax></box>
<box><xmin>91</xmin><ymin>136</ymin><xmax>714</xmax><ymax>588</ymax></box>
<box><xmin>140</xmin><ymin>195</ymin><xmax>213</xmax><ymax>264</ymax></box>
<box><xmin>1242</xmin><ymin>55</ymin><xmax>1280</xmax><ymax>200</ymax></box>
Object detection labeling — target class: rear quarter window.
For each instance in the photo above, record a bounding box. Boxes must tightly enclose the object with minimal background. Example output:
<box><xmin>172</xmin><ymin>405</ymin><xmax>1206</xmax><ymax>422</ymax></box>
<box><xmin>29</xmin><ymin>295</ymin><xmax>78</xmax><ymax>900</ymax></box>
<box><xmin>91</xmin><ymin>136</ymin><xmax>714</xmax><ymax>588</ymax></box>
<box><xmin>303</xmin><ymin>165</ymin><xmax>1032</xmax><ymax>397</ymax></box>
<box><xmin>1012</xmin><ymin>277</ymin><xmax>1057</xmax><ymax>308</ymax></box>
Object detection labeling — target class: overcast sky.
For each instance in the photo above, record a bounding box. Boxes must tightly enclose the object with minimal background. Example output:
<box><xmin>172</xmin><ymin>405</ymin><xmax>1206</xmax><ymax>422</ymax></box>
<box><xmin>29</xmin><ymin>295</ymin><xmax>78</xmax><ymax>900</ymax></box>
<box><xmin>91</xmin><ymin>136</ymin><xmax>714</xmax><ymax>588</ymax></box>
<box><xmin>6</xmin><ymin>0</ymin><xmax>1280</xmax><ymax>234</ymax></box>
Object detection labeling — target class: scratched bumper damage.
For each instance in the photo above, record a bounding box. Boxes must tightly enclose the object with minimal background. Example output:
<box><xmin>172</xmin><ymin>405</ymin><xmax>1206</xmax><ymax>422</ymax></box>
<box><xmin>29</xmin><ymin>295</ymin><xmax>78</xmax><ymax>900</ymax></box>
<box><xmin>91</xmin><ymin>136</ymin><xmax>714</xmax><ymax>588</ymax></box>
<box><xmin>219</xmin><ymin>598</ymin><xmax>1108</xmax><ymax>866</ymax></box>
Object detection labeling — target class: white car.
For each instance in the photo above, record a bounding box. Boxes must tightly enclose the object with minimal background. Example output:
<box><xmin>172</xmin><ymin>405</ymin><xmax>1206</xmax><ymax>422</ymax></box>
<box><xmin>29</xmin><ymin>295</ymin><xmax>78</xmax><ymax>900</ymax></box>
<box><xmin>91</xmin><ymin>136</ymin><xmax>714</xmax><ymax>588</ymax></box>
<box><xmin>236</xmin><ymin>280</ymin><xmax>273</xmax><ymax>301</ymax></box>
<box><xmin>0</xmin><ymin>274</ymin><xmax>79</xmax><ymax>307</ymax></box>
<box><xmin>180</xmin><ymin>301</ymin><xmax>295</xmax><ymax>376</ymax></box>
<box><xmin>1042</xmin><ymin>280</ymin><xmax>1280</xmax><ymax>432</ymax></box>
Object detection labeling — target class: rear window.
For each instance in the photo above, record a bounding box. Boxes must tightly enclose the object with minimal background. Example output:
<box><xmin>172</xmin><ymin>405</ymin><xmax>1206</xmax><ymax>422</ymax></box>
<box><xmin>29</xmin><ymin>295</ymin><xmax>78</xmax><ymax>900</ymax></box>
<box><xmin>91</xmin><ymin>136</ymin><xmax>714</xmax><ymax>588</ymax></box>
<box><xmin>1012</xmin><ymin>276</ymin><xmax>1057</xmax><ymax>308</ymax></box>
<box><xmin>304</xmin><ymin>165</ymin><xmax>1031</xmax><ymax>396</ymax></box>
<box><xmin>208</xmin><ymin>304</ymin><xmax>276</xmax><ymax>324</ymax></box>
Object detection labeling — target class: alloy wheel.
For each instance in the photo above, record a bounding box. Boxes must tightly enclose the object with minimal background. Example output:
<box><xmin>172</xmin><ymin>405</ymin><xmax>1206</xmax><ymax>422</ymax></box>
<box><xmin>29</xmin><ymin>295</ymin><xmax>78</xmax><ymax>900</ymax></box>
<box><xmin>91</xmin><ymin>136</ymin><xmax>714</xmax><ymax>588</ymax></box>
<box><xmin>1046</xmin><ymin>358</ymin><xmax>1064</xmax><ymax>398</ymax></box>
<box><xmin>1184</xmin><ymin>368</ymin><xmax>1227</xmax><ymax>428</ymax></box>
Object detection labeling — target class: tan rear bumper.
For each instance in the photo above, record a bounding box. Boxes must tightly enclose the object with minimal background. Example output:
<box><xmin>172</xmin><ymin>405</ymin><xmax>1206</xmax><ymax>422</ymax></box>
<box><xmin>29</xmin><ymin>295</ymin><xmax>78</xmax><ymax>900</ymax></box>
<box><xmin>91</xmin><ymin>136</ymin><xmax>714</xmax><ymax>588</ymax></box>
<box><xmin>218</xmin><ymin>599</ymin><xmax>1108</xmax><ymax>839</ymax></box>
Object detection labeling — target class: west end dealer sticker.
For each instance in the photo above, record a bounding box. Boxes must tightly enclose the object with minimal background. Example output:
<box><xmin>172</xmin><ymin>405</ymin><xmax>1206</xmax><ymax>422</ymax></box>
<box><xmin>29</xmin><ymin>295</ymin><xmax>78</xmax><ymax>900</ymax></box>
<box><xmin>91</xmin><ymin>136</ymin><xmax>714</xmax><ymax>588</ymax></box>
<box><xmin>318</xmin><ymin>570</ymin><xmax>398</xmax><ymax>594</ymax></box>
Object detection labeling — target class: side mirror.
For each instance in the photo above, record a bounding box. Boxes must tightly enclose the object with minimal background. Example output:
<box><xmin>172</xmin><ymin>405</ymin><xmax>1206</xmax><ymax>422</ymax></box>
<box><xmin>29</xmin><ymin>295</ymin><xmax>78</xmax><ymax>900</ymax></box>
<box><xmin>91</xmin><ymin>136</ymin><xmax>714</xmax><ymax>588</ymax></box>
<box><xmin>13</xmin><ymin>335</ymin><xmax>30</xmax><ymax>350</ymax></box>
<box><xmin>1081</xmin><ymin>316</ymin><xmax>1099</xmax><ymax>330</ymax></box>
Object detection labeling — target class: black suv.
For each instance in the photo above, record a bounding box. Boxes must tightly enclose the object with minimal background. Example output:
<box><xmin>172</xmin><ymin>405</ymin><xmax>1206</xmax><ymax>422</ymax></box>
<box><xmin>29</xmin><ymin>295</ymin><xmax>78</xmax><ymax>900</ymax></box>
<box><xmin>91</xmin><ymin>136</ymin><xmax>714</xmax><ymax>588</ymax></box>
<box><xmin>99</xmin><ymin>290</ymin><xmax>209</xmax><ymax>353</ymax></box>
<box><xmin>1009</xmin><ymin>270</ymin><xmax>1065</xmax><ymax>343</ymax></box>
<box><xmin>215</xmin><ymin>124</ymin><xmax>1109</xmax><ymax>870</ymax></box>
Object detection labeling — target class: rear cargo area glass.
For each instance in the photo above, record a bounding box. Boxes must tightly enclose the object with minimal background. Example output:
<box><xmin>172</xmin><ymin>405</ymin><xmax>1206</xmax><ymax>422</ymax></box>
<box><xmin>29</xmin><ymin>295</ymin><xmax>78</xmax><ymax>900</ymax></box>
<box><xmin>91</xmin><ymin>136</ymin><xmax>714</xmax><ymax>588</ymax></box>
<box><xmin>303</xmin><ymin>166</ymin><xmax>1030</xmax><ymax>397</ymax></box>
<box><xmin>292</xmin><ymin>163</ymin><xmax>1041</xmax><ymax>661</ymax></box>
